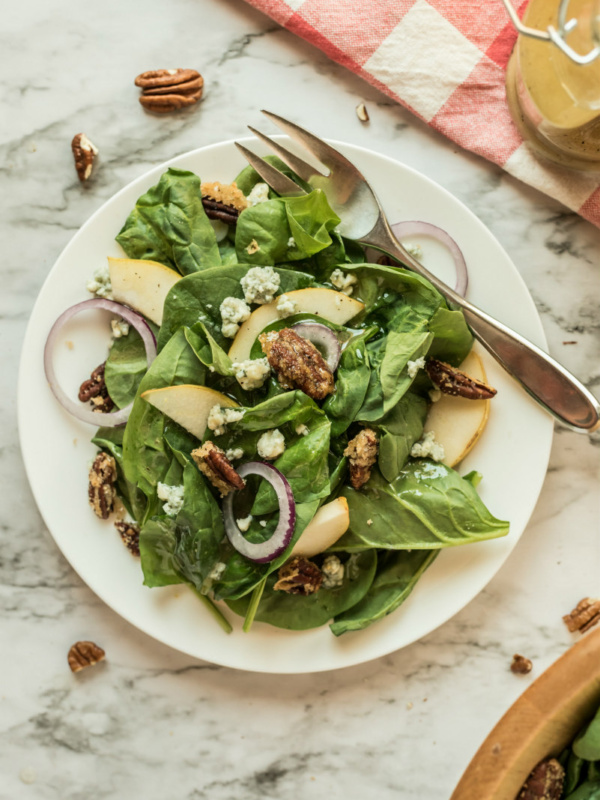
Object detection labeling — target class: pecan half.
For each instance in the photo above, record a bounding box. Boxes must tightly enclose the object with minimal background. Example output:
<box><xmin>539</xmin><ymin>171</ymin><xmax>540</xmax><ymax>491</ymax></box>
<box><xmin>563</xmin><ymin>597</ymin><xmax>600</xmax><ymax>633</ymax></box>
<box><xmin>201</xmin><ymin>181</ymin><xmax>248</xmax><ymax>224</ymax></box>
<box><xmin>68</xmin><ymin>641</ymin><xmax>106</xmax><ymax>673</ymax></box>
<box><xmin>135</xmin><ymin>68</ymin><xmax>203</xmax><ymax>113</ymax></box>
<box><xmin>511</xmin><ymin>654</ymin><xmax>533</xmax><ymax>675</ymax></box>
<box><xmin>114</xmin><ymin>521</ymin><xmax>140</xmax><ymax>556</ymax></box>
<box><xmin>259</xmin><ymin>328</ymin><xmax>334</xmax><ymax>401</ymax></box>
<box><xmin>71</xmin><ymin>133</ymin><xmax>98</xmax><ymax>182</ymax></box>
<box><xmin>344</xmin><ymin>428</ymin><xmax>379</xmax><ymax>490</ymax></box>
<box><xmin>88</xmin><ymin>452</ymin><xmax>117</xmax><ymax>519</ymax></box>
<box><xmin>426</xmin><ymin>358</ymin><xmax>497</xmax><ymax>400</ymax></box>
<box><xmin>201</xmin><ymin>198</ymin><xmax>240</xmax><ymax>225</ymax></box>
<box><xmin>191</xmin><ymin>442</ymin><xmax>245</xmax><ymax>498</ymax></box>
<box><xmin>274</xmin><ymin>556</ymin><xmax>323</xmax><ymax>596</ymax></box>
<box><xmin>78</xmin><ymin>362</ymin><xmax>114</xmax><ymax>413</ymax></box>
<box><xmin>516</xmin><ymin>758</ymin><xmax>565</xmax><ymax>800</ymax></box>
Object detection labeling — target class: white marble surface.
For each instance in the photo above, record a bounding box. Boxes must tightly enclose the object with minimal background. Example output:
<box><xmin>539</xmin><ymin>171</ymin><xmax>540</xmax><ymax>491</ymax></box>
<box><xmin>2</xmin><ymin>0</ymin><xmax>600</xmax><ymax>797</ymax></box>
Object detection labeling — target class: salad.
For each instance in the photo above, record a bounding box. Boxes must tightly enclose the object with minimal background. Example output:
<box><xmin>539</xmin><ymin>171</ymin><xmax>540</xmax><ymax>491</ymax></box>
<box><xmin>45</xmin><ymin>157</ymin><xmax>509</xmax><ymax>636</ymax></box>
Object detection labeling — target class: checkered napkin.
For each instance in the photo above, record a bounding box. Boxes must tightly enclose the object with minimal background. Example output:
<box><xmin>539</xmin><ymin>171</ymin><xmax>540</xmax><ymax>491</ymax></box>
<box><xmin>243</xmin><ymin>0</ymin><xmax>600</xmax><ymax>227</ymax></box>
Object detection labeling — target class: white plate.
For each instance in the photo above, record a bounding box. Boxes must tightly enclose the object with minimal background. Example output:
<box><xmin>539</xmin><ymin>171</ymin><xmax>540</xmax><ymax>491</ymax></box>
<box><xmin>18</xmin><ymin>138</ymin><xmax>553</xmax><ymax>673</ymax></box>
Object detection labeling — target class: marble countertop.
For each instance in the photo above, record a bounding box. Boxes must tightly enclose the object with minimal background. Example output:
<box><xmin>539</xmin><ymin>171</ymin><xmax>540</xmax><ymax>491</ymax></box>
<box><xmin>2</xmin><ymin>0</ymin><xmax>599</xmax><ymax>797</ymax></box>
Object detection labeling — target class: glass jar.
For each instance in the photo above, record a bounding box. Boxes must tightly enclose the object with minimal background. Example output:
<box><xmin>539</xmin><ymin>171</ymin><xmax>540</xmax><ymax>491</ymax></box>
<box><xmin>505</xmin><ymin>0</ymin><xmax>600</xmax><ymax>170</ymax></box>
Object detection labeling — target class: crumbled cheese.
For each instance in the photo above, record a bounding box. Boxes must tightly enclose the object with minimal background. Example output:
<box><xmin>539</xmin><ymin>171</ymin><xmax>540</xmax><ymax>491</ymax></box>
<box><xmin>330</xmin><ymin>268</ymin><xmax>357</xmax><ymax>296</ymax></box>
<box><xmin>410</xmin><ymin>430</ymin><xmax>445</xmax><ymax>462</ymax></box>
<box><xmin>225</xmin><ymin>448</ymin><xmax>244</xmax><ymax>461</ymax></box>
<box><xmin>428</xmin><ymin>388</ymin><xmax>442</xmax><ymax>403</ymax></box>
<box><xmin>276</xmin><ymin>293</ymin><xmax>298</xmax><ymax>318</ymax></box>
<box><xmin>208</xmin><ymin>562</ymin><xmax>227</xmax><ymax>581</ymax></box>
<box><xmin>287</xmin><ymin>236</ymin><xmax>296</xmax><ymax>249</ymax></box>
<box><xmin>259</xmin><ymin>520</ymin><xmax>267</xmax><ymax>528</ymax></box>
<box><xmin>236</xmin><ymin>515</ymin><xmax>253</xmax><ymax>532</ymax></box>
<box><xmin>220</xmin><ymin>296</ymin><xmax>251</xmax><ymax>338</ymax></box>
<box><xmin>246</xmin><ymin>182</ymin><xmax>270</xmax><ymax>206</ymax></box>
<box><xmin>321</xmin><ymin>555</ymin><xmax>345</xmax><ymax>589</ymax></box>
<box><xmin>240</xmin><ymin>266</ymin><xmax>280</xmax><ymax>305</ymax></box>
<box><xmin>110</xmin><ymin>318</ymin><xmax>130</xmax><ymax>339</ymax></box>
<box><xmin>232</xmin><ymin>358</ymin><xmax>271</xmax><ymax>391</ymax></box>
<box><xmin>404</xmin><ymin>243</ymin><xmax>423</xmax><ymax>260</ymax></box>
<box><xmin>257</xmin><ymin>429</ymin><xmax>285</xmax><ymax>460</ymax></box>
<box><xmin>367</xmin><ymin>519</ymin><xmax>373</xmax><ymax>526</ymax></box>
<box><xmin>156</xmin><ymin>482</ymin><xmax>185</xmax><ymax>517</ymax></box>
<box><xmin>86</xmin><ymin>265</ymin><xmax>113</xmax><ymax>299</ymax></box>
<box><xmin>295</xmin><ymin>423</ymin><xmax>309</xmax><ymax>436</ymax></box>
<box><xmin>246</xmin><ymin>239</ymin><xmax>260</xmax><ymax>255</ymax></box>
<box><xmin>407</xmin><ymin>356</ymin><xmax>426</xmax><ymax>380</ymax></box>
<box><xmin>207</xmin><ymin>405</ymin><xmax>245</xmax><ymax>436</ymax></box>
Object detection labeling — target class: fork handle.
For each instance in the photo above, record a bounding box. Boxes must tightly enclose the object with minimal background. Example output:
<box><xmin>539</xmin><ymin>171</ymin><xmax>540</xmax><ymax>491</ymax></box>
<box><xmin>364</xmin><ymin>223</ymin><xmax>600</xmax><ymax>433</ymax></box>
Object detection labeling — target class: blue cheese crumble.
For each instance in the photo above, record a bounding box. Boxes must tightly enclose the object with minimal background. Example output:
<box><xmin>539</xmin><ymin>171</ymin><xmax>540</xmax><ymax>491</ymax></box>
<box><xmin>111</xmin><ymin>318</ymin><xmax>130</xmax><ymax>339</ymax></box>
<box><xmin>410</xmin><ymin>431</ymin><xmax>445</xmax><ymax>462</ymax></box>
<box><xmin>86</xmin><ymin>265</ymin><xmax>113</xmax><ymax>299</ymax></box>
<box><xmin>246</xmin><ymin>182</ymin><xmax>270</xmax><ymax>206</ymax></box>
<box><xmin>236</xmin><ymin>515</ymin><xmax>253</xmax><ymax>532</ymax></box>
<box><xmin>207</xmin><ymin>405</ymin><xmax>245</xmax><ymax>436</ymax></box>
<box><xmin>257</xmin><ymin>429</ymin><xmax>285</xmax><ymax>460</ymax></box>
<box><xmin>321</xmin><ymin>555</ymin><xmax>345</xmax><ymax>589</ymax></box>
<box><xmin>156</xmin><ymin>482</ymin><xmax>185</xmax><ymax>517</ymax></box>
<box><xmin>232</xmin><ymin>358</ymin><xmax>271</xmax><ymax>391</ymax></box>
<box><xmin>276</xmin><ymin>293</ymin><xmax>298</xmax><ymax>318</ymax></box>
<box><xmin>225</xmin><ymin>448</ymin><xmax>244</xmax><ymax>461</ymax></box>
<box><xmin>407</xmin><ymin>356</ymin><xmax>426</xmax><ymax>380</ymax></box>
<box><xmin>240</xmin><ymin>266</ymin><xmax>280</xmax><ymax>305</ymax></box>
<box><xmin>220</xmin><ymin>296</ymin><xmax>251</xmax><ymax>339</ymax></box>
<box><xmin>287</xmin><ymin>236</ymin><xmax>296</xmax><ymax>249</ymax></box>
<box><xmin>330</xmin><ymin>268</ymin><xmax>357</xmax><ymax>296</ymax></box>
<box><xmin>295</xmin><ymin>423</ymin><xmax>309</xmax><ymax>436</ymax></box>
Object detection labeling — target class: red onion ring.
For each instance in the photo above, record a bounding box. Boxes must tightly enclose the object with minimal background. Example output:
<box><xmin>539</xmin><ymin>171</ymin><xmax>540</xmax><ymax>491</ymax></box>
<box><xmin>367</xmin><ymin>221</ymin><xmax>468</xmax><ymax>298</ymax></box>
<box><xmin>44</xmin><ymin>298</ymin><xmax>157</xmax><ymax>427</ymax></box>
<box><xmin>291</xmin><ymin>322</ymin><xmax>341</xmax><ymax>371</ymax></box>
<box><xmin>223</xmin><ymin>462</ymin><xmax>296</xmax><ymax>563</ymax></box>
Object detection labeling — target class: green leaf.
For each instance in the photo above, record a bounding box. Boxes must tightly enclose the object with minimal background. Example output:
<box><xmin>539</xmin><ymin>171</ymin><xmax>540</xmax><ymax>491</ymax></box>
<box><xmin>323</xmin><ymin>328</ymin><xmax>374</xmax><ymax>438</ymax></box>
<box><xmin>335</xmin><ymin>461</ymin><xmax>509</xmax><ymax>551</ymax></box>
<box><xmin>116</xmin><ymin>168</ymin><xmax>221</xmax><ymax>274</ymax></box>
<box><xmin>185</xmin><ymin>323</ymin><xmax>233</xmax><ymax>377</ymax></box>
<box><xmin>575</xmin><ymin>707</ymin><xmax>600</xmax><ymax>762</ymax></box>
<box><xmin>377</xmin><ymin>393</ymin><xmax>428</xmax><ymax>482</ymax></box>
<box><xmin>104</xmin><ymin>327</ymin><xmax>151</xmax><ymax>409</ymax></box>
<box><xmin>427</xmin><ymin>306</ymin><xmax>474</xmax><ymax>366</ymax></box>
<box><xmin>330</xmin><ymin>550</ymin><xmax>438</xmax><ymax>636</ymax></box>
<box><xmin>565</xmin><ymin>782</ymin><xmax>600</xmax><ymax>799</ymax></box>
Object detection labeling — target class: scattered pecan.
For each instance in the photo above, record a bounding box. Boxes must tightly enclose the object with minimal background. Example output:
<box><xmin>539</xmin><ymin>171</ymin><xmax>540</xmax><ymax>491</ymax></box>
<box><xmin>563</xmin><ymin>597</ymin><xmax>600</xmax><ymax>633</ymax></box>
<box><xmin>191</xmin><ymin>442</ymin><xmax>246</xmax><ymax>498</ymax></box>
<box><xmin>344</xmin><ymin>428</ymin><xmax>379</xmax><ymax>490</ymax></box>
<box><xmin>511</xmin><ymin>654</ymin><xmax>533</xmax><ymax>675</ymax></box>
<box><xmin>426</xmin><ymin>358</ymin><xmax>497</xmax><ymax>400</ymax></box>
<box><xmin>67</xmin><ymin>641</ymin><xmax>106</xmax><ymax>673</ymax></box>
<box><xmin>88</xmin><ymin>452</ymin><xmax>117</xmax><ymax>519</ymax></box>
<box><xmin>71</xmin><ymin>133</ymin><xmax>98</xmax><ymax>182</ymax></box>
<box><xmin>259</xmin><ymin>328</ymin><xmax>334</xmax><ymax>401</ymax></box>
<box><xmin>114</xmin><ymin>521</ymin><xmax>140</xmax><ymax>556</ymax></box>
<box><xmin>201</xmin><ymin>198</ymin><xmax>240</xmax><ymax>225</ymax></box>
<box><xmin>274</xmin><ymin>556</ymin><xmax>323</xmax><ymax>596</ymax></box>
<box><xmin>516</xmin><ymin>758</ymin><xmax>565</xmax><ymax>800</ymax></box>
<box><xmin>78</xmin><ymin>362</ymin><xmax>114</xmax><ymax>413</ymax></box>
<box><xmin>135</xmin><ymin>68</ymin><xmax>203</xmax><ymax>113</ymax></box>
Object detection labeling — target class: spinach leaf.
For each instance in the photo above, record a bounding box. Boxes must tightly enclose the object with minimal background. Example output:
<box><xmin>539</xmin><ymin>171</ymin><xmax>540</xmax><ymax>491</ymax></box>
<box><xmin>565</xmin><ymin>782</ymin><xmax>600</xmax><ymax>799</ymax></box>
<box><xmin>343</xmin><ymin>263</ymin><xmax>444</xmax><ymax>320</ymax></box>
<box><xmin>575</xmin><ymin>707</ymin><xmax>600</xmax><ymax>761</ymax></box>
<box><xmin>377</xmin><ymin>393</ymin><xmax>428</xmax><ymax>482</ymax></box>
<box><xmin>323</xmin><ymin>328</ymin><xmax>374</xmax><ymax>438</ymax></box>
<box><xmin>104</xmin><ymin>327</ymin><xmax>150</xmax><ymax>409</ymax></box>
<box><xmin>567</xmin><ymin>752</ymin><xmax>587</xmax><ymax>795</ymax></box>
<box><xmin>379</xmin><ymin>328</ymin><xmax>433</xmax><ymax>415</ymax></box>
<box><xmin>334</xmin><ymin>461</ymin><xmax>509</xmax><ymax>551</ymax></box>
<box><xmin>226</xmin><ymin>550</ymin><xmax>377</xmax><ymax>630</ymax></box>
<box><xmin>218</xmin><ymin>236</ymin><xmax>238</xmax><ymax>265</ymax></box>
<box><xmin>184</xmin><ymin>323</ymin><xmax>233</xmax><ymax>377</ymax></box>
<box><xmin>116</xmin><ymin>168</ymin><xmax>221</xmax><ymax>274</ymax></box>
<box><xmin>427</xmin><ymin>306</ymin><xmax>474</xmax><ymax>366</ymax></box>
<box><xmin>330</xmin><ymin>550</ymin><xmax>437</xmax><ymax>636</ymax></box>
<box><xmin>157</xmin><ymin>264</ymin><xmax>314</xmax><ymax>351</ymax></box>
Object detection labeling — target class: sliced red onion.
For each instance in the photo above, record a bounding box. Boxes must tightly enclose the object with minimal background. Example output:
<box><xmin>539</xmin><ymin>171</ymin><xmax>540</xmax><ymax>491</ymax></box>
<box><xmin>291</xmin><ymin>322</ymin><xmax>341</xmax><ymax>371</ymax></box>
<box><xmin>367</xmin><ymin>220</ymin><xmax>468</xmax><ymax>298</ymax></box>
<box><xmin>223</xmin><ymin>462</ymin><xmax>296</xmax><ymax>563</ymax></box>
<box><xmin>44</xmin><ymin>298</ymin><xmax>157</xmax><ymax>427</ymax></box>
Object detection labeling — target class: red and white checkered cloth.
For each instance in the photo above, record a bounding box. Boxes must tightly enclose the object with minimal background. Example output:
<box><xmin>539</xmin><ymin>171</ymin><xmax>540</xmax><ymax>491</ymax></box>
<box><xmin>243</xmin><ymin>0</ymin><xmax>600</xmax><ymax>227</ymax></box>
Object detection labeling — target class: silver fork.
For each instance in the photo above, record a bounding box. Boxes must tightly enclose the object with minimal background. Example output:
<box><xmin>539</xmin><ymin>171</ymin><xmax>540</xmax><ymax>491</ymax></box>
<box><xmin>235</xmin><ymin>110</ymin><xmax>600</xmax><ymax>434</ymax></box>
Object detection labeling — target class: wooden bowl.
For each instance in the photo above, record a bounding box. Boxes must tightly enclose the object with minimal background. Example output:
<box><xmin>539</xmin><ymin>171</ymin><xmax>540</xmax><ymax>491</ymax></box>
<box><xmin>451</xmin><ymin>628</ymin><xmax>600</xmax><ymax>800</ymax></box>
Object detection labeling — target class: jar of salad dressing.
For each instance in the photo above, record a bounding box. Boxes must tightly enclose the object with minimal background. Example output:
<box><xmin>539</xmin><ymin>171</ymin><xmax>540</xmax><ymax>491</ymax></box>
<box><xmin>504</xmin><ymin>0</ymin><xmax>600</xmax><ymax>170</ymax></box>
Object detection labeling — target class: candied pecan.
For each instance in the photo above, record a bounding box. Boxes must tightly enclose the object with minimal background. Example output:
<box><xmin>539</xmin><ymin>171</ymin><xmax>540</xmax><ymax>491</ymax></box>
<box><xmin>259</xmin><ymin>328</ymin><xmax>334</xmax><ymax>401</ymax></box>
<box><xmin>201</xmin><ymin>181</ymin><xmax>248</xmax><ymax>213</ymax></box>
<box><xmin>563</xmin><ymin>597</ymin><xmax>600</xmax><ymax>633</ymax></box>
<box><xmin>516</xmin><ymin>758</ymin><xmax>565</xmax><ymax>800</ymax></box>
<box><xmin>201</xmin><ymin>198</ymin><xmax>240</xmax><ymax>225</ymax></box>
<box><xmin>511</xmin><ymin>654</ymin><xmax>533</xmax><ymax>675</ymax></box>
<box><xmin>67</xmin><ymin>641</ymin><xmax>106</xmax><ymax>673</ymax></box>
<box><xmin>344</xmin><ymin>428</ymin><xmax>379</xmax><ymax>489</ymax></box>
<box><xmin>88</xmin><ymin>452</ymin><xmax>117</xmax><ymax>519</ymax></box>
<box><xmin>114</xmin><ymin>521</ymin><xmax>140</xmax><ymax>556</ymax></box>
<box><xmin>135</xmin><ymin>68</ymin><xmax>203</xmax><ymax>113</ymax></box>
<box><xmin>78</xmin><ymin>362</ymin><xmax>114</xmax><ymax>413</ymax></box>
<box><xmin>71</xmin><ymin>133</ymin><xmax>98</xmax><ymax>181</ymax></box>
<box><xmin>426</xmin><ymin>358</ymin><xmax>497</xmax><ymax>400</ymax></box>
<box><xmin>191</xmin><ymin>442</ymin><xmax>245</xmax><ymax>498</ymax></box>
<box><xmin>274</xmin><ymin>556</ymin><xmax>322</xmax><ymax>596</ymax></box>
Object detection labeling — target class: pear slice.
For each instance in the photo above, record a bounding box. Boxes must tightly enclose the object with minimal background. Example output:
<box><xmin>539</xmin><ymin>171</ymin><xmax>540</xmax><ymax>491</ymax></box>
<box><xmin>141</xmin><ymin>385</ymin><xmax>238</xmax><ymax>441</ymax></box>
<box><xmin>108</xmin><ymin>257</ymin><xmax>180</xmax><ymax>326</ymax></box>
<box><xmin>423</xmin><ymin>350</ymin><xmax>491</xmax><ymax>468</ymax></box>
<box><xmin>228</xmin><ymin>287</ymin><xmax>364</xmax><ymax>363</ymax></box>
<box><xmin>290</xmin><ymin>497</ymin><xmax>350</xmax><ymax>558</ymax></box>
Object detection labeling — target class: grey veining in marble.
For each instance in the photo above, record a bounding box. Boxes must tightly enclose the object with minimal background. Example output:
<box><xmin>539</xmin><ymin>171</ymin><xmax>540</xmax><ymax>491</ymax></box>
<box><xmin>1</xmin><ymin>0</ymin><xmax>599</xmax><ymax>798</ymax></box>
